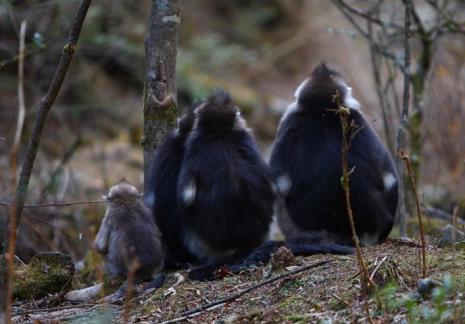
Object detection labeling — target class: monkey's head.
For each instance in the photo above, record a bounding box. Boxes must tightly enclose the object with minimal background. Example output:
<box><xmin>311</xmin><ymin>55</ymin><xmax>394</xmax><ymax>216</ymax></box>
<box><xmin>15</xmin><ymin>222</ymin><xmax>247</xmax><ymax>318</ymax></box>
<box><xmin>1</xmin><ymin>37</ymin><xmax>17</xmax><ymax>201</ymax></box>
<box><xmin>103</xmin><ymin>179</ymin><xmax>142</xmax><ymax>206</ymax></box>
<box><xmin>194</xmin><ymin>88</ymin><xmax>242</xmax><ymax>131</ymax></box>
<box><xmin>294</xmin><ymin>62</ymin><xmax>360</xmax><ymax>112</ymax></box>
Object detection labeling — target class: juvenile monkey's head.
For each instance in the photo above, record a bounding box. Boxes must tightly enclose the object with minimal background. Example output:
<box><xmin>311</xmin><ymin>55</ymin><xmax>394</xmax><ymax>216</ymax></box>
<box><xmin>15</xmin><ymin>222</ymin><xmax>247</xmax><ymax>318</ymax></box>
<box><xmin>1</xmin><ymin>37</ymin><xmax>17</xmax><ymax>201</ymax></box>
<box><xmin>103</xmin><ymin>179</ymin><xmax>142</xmax><ymax>206</ymax></box>
<box><xmin>194</xmin><ymin>88</ymin><xmax>244</xmax><ymax>131</ymax></box>
<box><xmin>294</xmin><ymin>62</ymin><xmax>360</xmax><ymax>112</ymax></box>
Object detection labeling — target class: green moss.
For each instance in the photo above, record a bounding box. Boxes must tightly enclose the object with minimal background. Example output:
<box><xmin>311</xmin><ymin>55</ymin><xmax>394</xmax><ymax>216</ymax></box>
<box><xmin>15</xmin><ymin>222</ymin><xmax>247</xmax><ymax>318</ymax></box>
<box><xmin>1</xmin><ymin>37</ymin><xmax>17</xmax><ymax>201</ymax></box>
<box><xmin>14</xmin><ymin>252</ymin><xmax>74</xmax><ymax>300</ymax></box>
<box><xmin>73</xmin><ymin>250</ymin><xmax>104</xmax><ymax>287</ymax></box>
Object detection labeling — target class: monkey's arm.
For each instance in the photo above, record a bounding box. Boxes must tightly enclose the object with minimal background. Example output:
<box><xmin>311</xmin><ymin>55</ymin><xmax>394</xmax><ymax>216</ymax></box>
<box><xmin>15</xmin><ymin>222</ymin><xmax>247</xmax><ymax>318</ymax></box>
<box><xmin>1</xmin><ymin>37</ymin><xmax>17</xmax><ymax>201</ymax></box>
<box><xmin>93</xmin><ymin>213</ymin><xmax>112</xmax><ymax>255</ymax></box>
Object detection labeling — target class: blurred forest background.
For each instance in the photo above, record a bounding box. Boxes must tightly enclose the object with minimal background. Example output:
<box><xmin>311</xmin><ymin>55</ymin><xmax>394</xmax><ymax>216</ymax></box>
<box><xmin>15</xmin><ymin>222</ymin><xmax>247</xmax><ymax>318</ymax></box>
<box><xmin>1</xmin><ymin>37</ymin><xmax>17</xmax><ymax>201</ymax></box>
<box><xmin>1</xmin><ymin>0</ymin><xmax>464</xmax><ymax>263</ymax></box>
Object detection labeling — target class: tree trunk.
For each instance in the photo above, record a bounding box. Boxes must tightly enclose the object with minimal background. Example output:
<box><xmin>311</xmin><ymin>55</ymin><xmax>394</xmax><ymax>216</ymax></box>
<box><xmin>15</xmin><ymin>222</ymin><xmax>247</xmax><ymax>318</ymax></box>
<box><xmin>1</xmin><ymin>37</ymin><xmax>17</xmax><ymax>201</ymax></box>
<box><xmin>142</xmin><ymin>0</ymin><xmax>181</xmax><ymax>182</ymax></box>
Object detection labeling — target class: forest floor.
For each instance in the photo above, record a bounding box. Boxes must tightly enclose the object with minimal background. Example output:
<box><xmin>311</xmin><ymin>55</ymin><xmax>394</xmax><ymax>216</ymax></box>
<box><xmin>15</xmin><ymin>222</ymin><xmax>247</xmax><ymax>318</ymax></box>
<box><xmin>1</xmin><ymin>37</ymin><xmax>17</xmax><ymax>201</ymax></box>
<box><xmin>11</xmin><ymin>239</ymin><xmax>465</xmax><ymax>323</ymax></box>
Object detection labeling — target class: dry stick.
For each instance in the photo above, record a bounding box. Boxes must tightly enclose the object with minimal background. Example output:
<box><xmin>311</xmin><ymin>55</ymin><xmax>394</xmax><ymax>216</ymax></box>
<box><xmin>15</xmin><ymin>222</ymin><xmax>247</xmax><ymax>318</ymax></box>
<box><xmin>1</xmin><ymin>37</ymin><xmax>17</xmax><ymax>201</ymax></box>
<box><xmin>452</xmin><ymin>205</ymin><xmax>459</xmax><ymax>229</ymax></box>
<box><xmin>2</xmin><ymin>0</ymin><xmax>93</xmax><ymax>255</ymax></box>
<box><xmin>399</xmin><ymin>150</ymin><xmax>427</xmax><ymax>278</ymax></box>
<box><xmin>1</xmin><ymin>3</ymin><xmax>92</xmax><ymax>321</ymax></box>
<box><xmin>162</xmin><ymin>260</ymin><xmax>330</xmax><ymax>324</ymax></box>
<box><xmin>13</xmin><ymin>303</ymin><xmax>98</xmax><ymax>316</ymax></box>
<box><xmin>0</xmin><ymin>200</ymin><xmax>106</xmax><ymax>208</ymax></box>
<box><xmin>4</xmin><ymin>21</ymin><xmax>28</xmax><ymax>324</ymax></box>
<box><xmin>122</xmin><ymin>258</ymin><xmax>140</xmax><ymax>324</ymax></box>
<box><xmin>336</xmin><ymin>106</ymin><xmax>374</xmax><ymax>324</ymax></box>
<box><xmin>395</xmin><ymin>0</ymin><xmax>412</xmax><ymax>238</ymax></box>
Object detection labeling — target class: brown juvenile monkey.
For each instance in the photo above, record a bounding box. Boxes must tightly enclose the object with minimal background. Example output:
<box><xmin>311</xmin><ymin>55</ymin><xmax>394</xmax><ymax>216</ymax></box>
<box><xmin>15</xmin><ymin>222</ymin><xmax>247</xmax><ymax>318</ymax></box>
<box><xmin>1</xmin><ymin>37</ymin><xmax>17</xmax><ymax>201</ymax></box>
<box><xmin>93</xmin><ymin>179</ymin><xmax>164</xmax><ymax>283</ymax></box>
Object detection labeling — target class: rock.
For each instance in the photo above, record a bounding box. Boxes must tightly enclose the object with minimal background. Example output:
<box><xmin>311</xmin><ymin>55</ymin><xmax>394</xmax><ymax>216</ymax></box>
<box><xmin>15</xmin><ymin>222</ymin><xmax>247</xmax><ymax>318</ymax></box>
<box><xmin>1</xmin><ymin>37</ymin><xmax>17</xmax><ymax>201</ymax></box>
<box><xmin>14</xmin><ymin>252</ymin><xmax>75</xmax><ymax>300</ymax></box>
<box><xmin>271</xmin><ymin>246</ymin><xmax>295</xmax><ymax>269</ymax></box>
<box><xmin>417</xmin><ymin>278</ymin><xmax>442</xmax><ymax>298</ymax></box>
<box><xmin>437</xmin><ymin>224</ymin><xmax>465</xmax><ymax>247</ymax></box>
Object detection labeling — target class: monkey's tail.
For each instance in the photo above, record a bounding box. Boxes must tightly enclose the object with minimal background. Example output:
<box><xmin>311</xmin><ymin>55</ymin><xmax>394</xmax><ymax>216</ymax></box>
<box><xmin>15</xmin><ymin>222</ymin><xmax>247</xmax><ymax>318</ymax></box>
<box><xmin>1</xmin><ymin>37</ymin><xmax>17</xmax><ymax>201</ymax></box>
<box><xmin>188</xmin><ymin>241</ymin><xmax>353</xmax><ymax>281</ymax></box>
<box><xmin>227</xmin><ymin>240</ymin><xmax>353</xmax><ymax>274</ymax></box>
<box><xmin>285</xmin><ymin>240</ymin><xmax>354</xmax><ymax>256</ymax></box>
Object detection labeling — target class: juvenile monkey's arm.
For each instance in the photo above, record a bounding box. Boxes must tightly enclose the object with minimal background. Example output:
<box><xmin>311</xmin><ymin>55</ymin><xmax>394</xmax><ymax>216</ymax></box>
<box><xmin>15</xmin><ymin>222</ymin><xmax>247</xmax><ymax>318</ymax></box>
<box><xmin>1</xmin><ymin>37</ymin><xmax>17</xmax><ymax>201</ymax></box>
<box><xmin>93</xmin><ymin>213</ymin><xmax>112</xmax><ymax>255</ymax></box>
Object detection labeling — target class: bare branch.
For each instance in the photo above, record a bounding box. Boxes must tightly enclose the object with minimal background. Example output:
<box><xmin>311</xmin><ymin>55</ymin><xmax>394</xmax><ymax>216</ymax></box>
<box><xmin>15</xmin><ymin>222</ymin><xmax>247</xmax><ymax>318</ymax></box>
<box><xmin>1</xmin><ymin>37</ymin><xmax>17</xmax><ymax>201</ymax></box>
<box><xmin>331</xmin><ymin>0</ymin><xmax>406</xmax><ymax>74</ymax></box>
<box><xmin>394</xmin><ymin>0</ymin><xmax>412</xmax><ymax>238</ymax></box>
<box><xmin>3</xmin><ymin>20</ymin><xmax>28</xmax><ymax>324</ymax></box>
<box><xmin>337</xmin><ymin>0</ymin><xmax>402</xmax><ymax>29</ymax></box>
<box><xmin>2</xmin><ymin>0</ymin><xmax>92</xmax><ymax>252</ymax></box>
<box><xmin>399</xmin><ymin>150</ymin><xmax>427</xmax><ymax>278</ymax></box>
<box><xmin>0</xmin><ymin>200</ymin><xmax>106</xmax><ymax>208</ymax></box>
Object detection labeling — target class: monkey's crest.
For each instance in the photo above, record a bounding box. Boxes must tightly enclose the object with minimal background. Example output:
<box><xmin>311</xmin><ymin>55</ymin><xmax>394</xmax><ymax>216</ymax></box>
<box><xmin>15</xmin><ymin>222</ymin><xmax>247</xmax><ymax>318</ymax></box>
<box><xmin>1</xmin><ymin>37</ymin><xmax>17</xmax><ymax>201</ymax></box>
<box><xmin>195</xmin><ymin>87</ymin><xmax>238</xmax><ymax>130</ymax></box>
<box><xmin>295</xmin><ymin>61</ymin><xmax>360</xmax><ymax>112</ymax></box>
<box><xmin>207</xmin><ymin>87</ymin><xmax>232</xmax><ymax>108</ymax></box>
<box><xmin>103</xmin><ymin>181</ymin><xmax>142</xmax><ymax>205</ymax></box>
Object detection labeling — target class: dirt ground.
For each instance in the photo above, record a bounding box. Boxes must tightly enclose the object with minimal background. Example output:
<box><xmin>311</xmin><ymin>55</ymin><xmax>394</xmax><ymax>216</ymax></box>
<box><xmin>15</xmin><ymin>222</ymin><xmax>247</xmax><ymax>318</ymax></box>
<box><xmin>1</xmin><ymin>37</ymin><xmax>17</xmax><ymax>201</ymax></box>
<box><xmin>11</xmin><ymin>239</ymin><xmax>465</xmax><ymax>323</ymax></box>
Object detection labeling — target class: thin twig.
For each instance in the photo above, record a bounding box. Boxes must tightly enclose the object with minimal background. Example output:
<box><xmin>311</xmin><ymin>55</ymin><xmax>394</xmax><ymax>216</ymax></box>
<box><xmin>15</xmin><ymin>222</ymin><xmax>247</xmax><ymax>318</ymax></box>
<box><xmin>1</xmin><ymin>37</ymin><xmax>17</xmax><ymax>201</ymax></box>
<box><xmin>123</xmin><ymin>259</ymin><xmax>140</xmax><ymax>324</ymax></box>
<box><xmin>2</xmin><ymin>0</ymin><xmax>93</xmax><ymax>257</ymax></box>
<box><xmin>395</xmin><ymin>0</ymin><xmax>412</xmax><ymax>238</ymax></box>
<box><xmin>336</xmin><ymin>104</ymin><xmax>374</xmax><ymax>324</ymax></box>
<box><xmin>332</xmin><ymin>0</ymin><xmax>406</xmax><ymax>74</ymax></box>
<box><xmin>452</xmin><ymin>205</ymin><xmax>459</xmax><ymax>228</ymax></box>
<box><xmin>13</xmin><ymin>303</ymin><xmax>98</xmax><ymax>316</ymax></box>
<box><xmin>338</xmin><ymin>0</ymin><xmax>401</xmax><ymax>29</ymax></box>
<box><xmin>331</xmin><ymin>294</ymin><xmax>351</xmax><ymax>307</ymax></box>
<box><xmin>4</xmin><ymin>21</ymin><xmax>28</xmax><ymax>324</ymax></box>
<box><xmin>0</xmin><ymin>200</ymin><xmax>106</xmax><ymax>208</ymax></box>
<box><xmin>162</xmin><ymin>260</ymin><xmax>330</xmax><ymax>324</ymax></box>
<box><xmin>399</xmin><ymin>150</ymin><xmax>427</xmax><ymax>278</ymax></box>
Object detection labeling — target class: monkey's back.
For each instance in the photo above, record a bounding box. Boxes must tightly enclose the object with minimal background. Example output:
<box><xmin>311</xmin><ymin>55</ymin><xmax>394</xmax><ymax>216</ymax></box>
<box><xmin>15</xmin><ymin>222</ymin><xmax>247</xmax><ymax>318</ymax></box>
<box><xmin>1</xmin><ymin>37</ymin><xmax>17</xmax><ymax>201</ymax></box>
<box><xmin>106</xmin><ymin>204</ymin><xmax>163</xmax><ymax>281</ymax></box>
<box><xmin>270</xmin><ymin>109</ymin><xmax>397</xmax><ymax>245</ymax></box>
<box><xmin>146</xmin><ymin>131</ymin><xmax>196</xmax><ymax>266</ymax></box>
<box><xmin>179</xmin><ymin>129</ymin><xmax>275</xmax><ymax>260</ymax></box>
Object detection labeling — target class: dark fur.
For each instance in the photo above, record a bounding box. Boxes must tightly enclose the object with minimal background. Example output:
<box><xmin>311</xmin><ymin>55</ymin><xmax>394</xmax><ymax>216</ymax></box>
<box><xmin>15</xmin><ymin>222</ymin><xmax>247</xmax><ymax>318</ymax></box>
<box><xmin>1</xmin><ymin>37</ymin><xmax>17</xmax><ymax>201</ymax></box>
<box><xmin>94</xmin><ymin>181</ymin><xmax>164</xmax><ymax>281</ymax></box>
<box><xmin>144</xmin><ymin>107</ymin><xmax>197</xmax><ymax>268</ymax></box>
<box><xmin>178</xmin><ymin>88</ymin><xmax>275</xmax><ymax>264</ymax></box>
<box><xmin>270</xmin><ymin>62</ymin><xmax>398</xmax><ymax>246</ymax></box>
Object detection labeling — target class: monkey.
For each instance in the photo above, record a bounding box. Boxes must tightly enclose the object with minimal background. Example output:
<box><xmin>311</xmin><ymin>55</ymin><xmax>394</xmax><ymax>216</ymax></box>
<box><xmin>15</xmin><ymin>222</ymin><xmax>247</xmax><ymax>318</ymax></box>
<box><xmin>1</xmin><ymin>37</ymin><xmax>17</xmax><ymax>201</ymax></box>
<box><xmin>144</xmin><ymin>105</ymin><xmax>197</xmax><ymax>268</ymax></box>
<box><xmin>269</xmin><ymin>62</ymin><xmax>398</xmax><ymax>248</ymax></box>
<box><xmin>65</xmin><ymin>180</ymin><xmax>164</xmax><ymax>302</ymax></box>
<box><xmin>177</xmin><ymin>88</ymin><xmax>276</xmax><ymax>271</ymax></box>
<box><xmin>93</xmin><ymin>179</ymin><xmax>164</xmax><ymax>283</ymax></box>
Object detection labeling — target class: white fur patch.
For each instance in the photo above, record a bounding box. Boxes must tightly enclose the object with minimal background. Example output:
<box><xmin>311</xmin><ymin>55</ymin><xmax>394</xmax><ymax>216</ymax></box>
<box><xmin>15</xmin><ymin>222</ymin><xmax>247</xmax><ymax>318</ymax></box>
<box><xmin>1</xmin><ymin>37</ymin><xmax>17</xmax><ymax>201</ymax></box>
<box><xmin>360</xmin><ymin>232</ymin><xmax>380</xmax><ymax>246</ymax></box>
<box><xmin>294</xmin><ymin>78</ymin><xmax>309</xmax><ymax>99</ymax></box>
<box><xmin>181</xmin><ymin>180</ymin><xmax>196</xmax><ymax>205</ymax></box>
<box><xmin>65</xmin><ymin>283</ymin><xmax>103</xmax><ymax>302</ymax></box>
<box><xmin>184</xmin><ymin>231</ymin><xmax>235</xmax><ymax>261</ymax></box>
<box><xmin>234</xmin><ymin>111</ymin><xmax>247</xmax><ymax>130</ymax></box>
<box><xmin>267</xmin><ymin>214</ymin><xmax>284</xmax><ymax>240</ymax></box>
<box><xmin>276</xmin><ymin>174</ymin><xmax>292</xmax><ymax>196</ymax></box>
<box><xmin>343</xmin><ymin>86</ymin><xmax>361</xmax><ymax>111</ymax></box>
<box><xmin>383</xmin><ymin>173</ymin><xmax>397</xmax><ymax>190</ymax></box>
<box><xmin>144</xmin><ymin>191</ymin><xmax>155</xmax><ymax>209</ymax></box>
